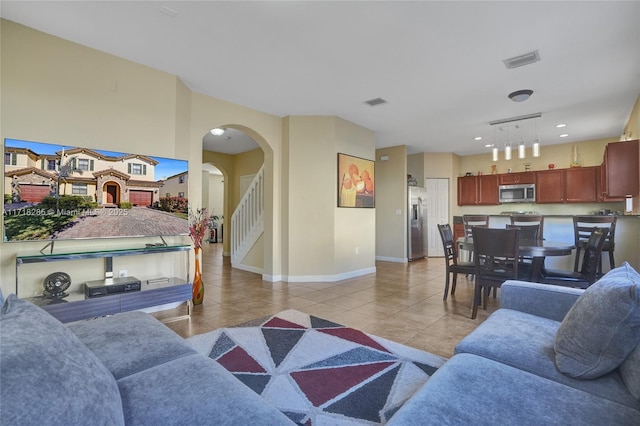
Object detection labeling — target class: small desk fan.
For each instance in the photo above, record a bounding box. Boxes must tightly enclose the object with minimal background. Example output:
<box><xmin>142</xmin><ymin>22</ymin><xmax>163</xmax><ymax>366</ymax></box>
<box><xmin>43</xmin><ymin>272</ymin><xmax>71</xmax><ymax>298</ymax></box>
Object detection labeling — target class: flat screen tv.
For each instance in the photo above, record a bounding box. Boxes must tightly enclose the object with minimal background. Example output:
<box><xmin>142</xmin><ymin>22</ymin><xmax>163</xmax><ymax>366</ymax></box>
<box><xmin>3</xmin><ymin>139</ymin><xmax>189</xmax><ymax>242</ymax></box>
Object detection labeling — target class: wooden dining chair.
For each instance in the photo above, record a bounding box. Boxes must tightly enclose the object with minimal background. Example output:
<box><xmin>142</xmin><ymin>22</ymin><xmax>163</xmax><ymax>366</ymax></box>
<box><xmin>471</xmin><ymin>227</ymin><xmax>520</xmax><ymax>319</ymax></box>
<box><xmin>542</xmin><ymin>227</ymin><xmax>608</xmax><ymax>289</ymax></box>
<box><xmin>573</xmin><ymin>216</ymin><xmax>617</xmax><ymax>276</ymax></box>
<box><xmin>461</xmin><ymin>215</ymin><xmax>489</xmax><ymax>264</ymax></box>
<box><xmin>462</xmin><ymin>215</ymin><xmax>489</xmax><ymax>237</ymax></box>
<box><xmin>437</xmin><ymin>224</ymin><xmax>475</xmax><ymax>300</ymax></box>
<box><xmin>510</xmin><ymin>215</ymin><xmax>544</xmax><ymax>240</ymax></box>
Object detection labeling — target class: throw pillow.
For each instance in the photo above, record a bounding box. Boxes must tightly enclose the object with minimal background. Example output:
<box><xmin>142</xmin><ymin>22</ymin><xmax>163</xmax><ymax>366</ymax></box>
<box><xmin>554</xmin><ymin>262</ymin><xmax>640</xmax><ymax>379</ymax></box>
<box><xmin>0</xmin><ymin>295</ymin><xmax>125</xmax><ymax>425</ymax></box>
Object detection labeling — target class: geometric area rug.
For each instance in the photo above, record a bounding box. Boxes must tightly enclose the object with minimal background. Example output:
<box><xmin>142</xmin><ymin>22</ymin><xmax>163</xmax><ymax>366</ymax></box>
<box><xmin>187</xmin><ymin>309</ymin><xmax>447</xmax><ymax>425</ymax></box>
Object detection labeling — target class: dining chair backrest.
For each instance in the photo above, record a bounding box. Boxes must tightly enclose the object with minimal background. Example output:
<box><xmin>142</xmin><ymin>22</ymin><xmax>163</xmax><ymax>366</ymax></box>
<box><xmin>510</xmin><ymin>215</ymin><xmax>544</xmax><ymax>240</ymax></box>
<box><xmin>573</xmin><ymin>216</ymin><xmax>617</xmax><ymax>273</ymax></box>
<box><xmin>573</xmin><ymin>216</ymin><xmax>616</xmax><ymax>250</ymax></box>
<box><xmin>472</xmin><ymin>227</ymin><xmax>520</xmax><ymax>280</ymax></box>
<box><xmin>506</xmin><ymin>223</ymin><xmax>541</xmax><ymax>242</ymax></box>
<box><xmin>579</xmin><ymin>227</ymin><xmax>609</xmax><ymax>285</ymax></box>
<box><xmin>437</xmin><ymin>224</ymin><xmax>457</xmax><ymax>265</ymax></box>
<box><xmin>463</xmin><ymin>215</ymin><xmax>489</xmax><ymax>238</ymax></box>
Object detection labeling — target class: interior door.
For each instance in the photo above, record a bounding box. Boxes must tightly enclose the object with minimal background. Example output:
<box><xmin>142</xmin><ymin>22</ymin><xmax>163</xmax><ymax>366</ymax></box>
<box><xmin>426</xmin><ymin>178</ymin><xmax>449</xmax><ymax>257</ymax></box>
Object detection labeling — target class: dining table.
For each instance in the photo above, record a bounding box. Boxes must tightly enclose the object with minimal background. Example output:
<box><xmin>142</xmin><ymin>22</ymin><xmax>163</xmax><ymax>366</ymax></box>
<box><xmin>456</xmin><ymin>236</ymin><xmax>576</xmax><ymax>282</ymax></box>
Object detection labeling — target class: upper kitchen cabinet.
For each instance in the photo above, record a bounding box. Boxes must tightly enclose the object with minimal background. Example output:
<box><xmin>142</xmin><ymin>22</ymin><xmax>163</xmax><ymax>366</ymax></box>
<box><xmin>457</xmin><ymin>175</ymin><xmax>499</xmax><ymax>206</ymax></box>
<box><xmin>498</xmin><ymin>172</ymin><xmax>535</xmax><ymax>185</ymax></box>
<box><xmin>536</xmin><ymin>167</ymin><xmax>600</xmax><ymax>203</ymax></box>
<box><xmin>535</xmin><ymin>169</ymin><xmax>565</xmax><ymax>203</ymax></box>
<box><xmin>602</xmin><ymin>140</ymin><xmax>639</xmax><ymax>200</ymax></box>
<box><xmin>565</xmin><ymin>166</ymin><xmax>599</xmax><ymax>202</ymax></box>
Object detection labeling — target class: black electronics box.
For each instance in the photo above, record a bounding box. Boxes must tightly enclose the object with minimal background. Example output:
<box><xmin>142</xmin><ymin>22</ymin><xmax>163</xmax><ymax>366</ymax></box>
<box><xmin>85</xmin><ymin>277</ymin><xmax>142</xmax><ymax>298</ymax></box>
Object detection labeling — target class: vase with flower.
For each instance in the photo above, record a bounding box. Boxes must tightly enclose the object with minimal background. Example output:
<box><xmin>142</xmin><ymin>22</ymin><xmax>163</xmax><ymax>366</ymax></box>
<box><xmin>188</xmin><ymin>207</ymin><xmax>211</xmax><ymax>305</ymax></box>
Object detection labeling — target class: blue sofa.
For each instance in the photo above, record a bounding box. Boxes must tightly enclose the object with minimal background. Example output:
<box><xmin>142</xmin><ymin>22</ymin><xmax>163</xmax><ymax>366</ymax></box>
<box><xmin>0</xmin><ymin>293</ymin><xmax>293</xmax><ymax>425</ymax></box>
<box><xmin>389</xmin><ymin>264</ymin><xmax>640</xmax><ymax>425</ymax></box>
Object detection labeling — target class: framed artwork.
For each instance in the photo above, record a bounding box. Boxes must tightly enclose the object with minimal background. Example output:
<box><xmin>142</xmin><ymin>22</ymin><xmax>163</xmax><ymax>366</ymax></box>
<box><xmin>337</xmin><ymin>153</ymin><xmax>375</xmax><ymax>208</ymax></box>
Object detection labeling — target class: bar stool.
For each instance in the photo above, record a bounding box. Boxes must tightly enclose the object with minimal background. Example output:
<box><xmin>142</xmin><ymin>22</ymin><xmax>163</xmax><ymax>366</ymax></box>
<box><xmin>573</xmin><ymin>216</ymin><xmax>617</xmax><ymax>276</ymax></box>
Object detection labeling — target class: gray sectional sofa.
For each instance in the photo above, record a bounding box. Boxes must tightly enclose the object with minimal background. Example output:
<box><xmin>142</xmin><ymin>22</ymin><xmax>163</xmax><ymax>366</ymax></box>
<box><xmin>389</xmin><ymin>263</ymin><xmax>640</xmax><ymax>425</ymax></box>
<box><xmin>2</xmin><ymin>262</ymin><xmax>639</xmax><ymax>425</ymax></box>
<box><xmin>0</xmin><ymin>294</ymin><xmax>293</xmax><ymax>425</ymax></box>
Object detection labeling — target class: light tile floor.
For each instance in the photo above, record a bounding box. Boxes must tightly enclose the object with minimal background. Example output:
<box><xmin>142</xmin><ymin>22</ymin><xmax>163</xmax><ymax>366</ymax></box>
<box><xmin>159</xmin><ymin>242</ymin><xmax>498</xmax><ymax>358</ymax></box>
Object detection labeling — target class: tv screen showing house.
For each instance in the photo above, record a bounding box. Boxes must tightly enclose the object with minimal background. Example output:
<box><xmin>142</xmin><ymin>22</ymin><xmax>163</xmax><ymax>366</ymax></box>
<box><xmin>3</xmin><ymin>139</ymin><xmax>189</xmax><ymax>242</ymax></box>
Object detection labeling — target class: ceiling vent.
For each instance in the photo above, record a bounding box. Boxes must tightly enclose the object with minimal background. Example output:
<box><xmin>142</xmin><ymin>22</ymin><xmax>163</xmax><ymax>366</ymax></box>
<box><xmin>364</xmin><ymin>98</ymin><xmax>388</xmax><ymax>107</ymax></box>
<box><xmin>503</xmin><ymin>50</ymin><xmax>541</xmax><ymax>69</ymax></box>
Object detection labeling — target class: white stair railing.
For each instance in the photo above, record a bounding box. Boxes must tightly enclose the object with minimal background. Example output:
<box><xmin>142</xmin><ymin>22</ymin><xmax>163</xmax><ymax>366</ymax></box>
<box><xmin>231</xmin><ymin>165</ymin><xmax>264</xmax><ymax>265</ymax></box>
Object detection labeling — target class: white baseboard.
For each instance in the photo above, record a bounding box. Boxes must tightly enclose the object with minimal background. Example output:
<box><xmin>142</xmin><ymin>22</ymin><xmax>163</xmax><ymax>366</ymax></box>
<box><xmin>282</xmin><ymin>266</ymin><xmax>376</xmax><ymax>283</ymax></box>
<box><xmin>231</xmin><ymin>263</ymin><xmax>264</xmax><ymax>275</ymax></box>
<box><xmin>375</xmin><ymin>256</ymin><xmax>408</xmax><ymax>263</ymax></box>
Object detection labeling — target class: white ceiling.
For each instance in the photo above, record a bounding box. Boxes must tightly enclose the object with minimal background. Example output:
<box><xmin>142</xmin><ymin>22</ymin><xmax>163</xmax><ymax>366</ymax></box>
<box><xmin>2</xmin><ymin>1</ymin><xmax>639</xmax><ymax>156</ymax></box>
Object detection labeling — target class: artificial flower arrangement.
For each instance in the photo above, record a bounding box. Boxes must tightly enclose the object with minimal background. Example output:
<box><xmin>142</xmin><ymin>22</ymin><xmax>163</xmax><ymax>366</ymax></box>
<box><xmin>188</xmin><ymin>207</ymin><xmax>211</xmax><ymax>249</ymax></box>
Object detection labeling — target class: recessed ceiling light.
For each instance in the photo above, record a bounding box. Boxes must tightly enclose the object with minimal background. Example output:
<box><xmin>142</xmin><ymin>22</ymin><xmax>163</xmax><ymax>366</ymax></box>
<box><xmin>484</xmin><ymin>144</ymin><xmax>493</xmax><ymax>148</ymax></box>
<box><xmin>210</xmin><ymin>128</ymin><xmax>225</xmax><ymax>136</ymax></box>
<box><xmin>559</xmin><ymin>134</ymin><xmax>569</xmax><ymax>138</ymax></box>
<box><xmin>556</xmin><ymin>124</ymin><xmax>567</xmax><ymax>128</ymax></box>
<box><xmin>474</xmin><ymin>136</ymin><xmax>483</xmax><ymax>141</ymax></box>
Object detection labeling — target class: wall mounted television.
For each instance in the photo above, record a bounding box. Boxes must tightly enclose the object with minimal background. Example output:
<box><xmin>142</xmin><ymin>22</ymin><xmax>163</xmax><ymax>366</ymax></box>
<box><xmin>3</xmin><ymin>139</ymin><xmax>189</xmax><ymax>242</ymax></box>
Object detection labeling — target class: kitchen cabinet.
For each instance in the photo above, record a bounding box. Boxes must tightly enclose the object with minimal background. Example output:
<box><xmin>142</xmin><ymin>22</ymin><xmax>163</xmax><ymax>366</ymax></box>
<box><xmin>457</xmin><ymin>175</ymin><xmax>499</xmax><ymax>206</ymax></box>
<box><xmin>602</xmin><ymin>140</ymin><xmax>639</xmax><ymax>200</ymax></box>
<box><xmin>536</xmin><ymin>169</ymin><xmax>565</xmax><ymax>203</ymax></box>
<box><xmin>498</xmin><ymin>172</ymin><xmax>535</xmax><ymax>185</ymax></box>
<box><xmin>458</xmin><ymin>176</ymin><xmax>478</xmax><ymax>206</ymax></box>
<box><xmin>565</xmin><ymin>166</ymin><xmax>599</xmax><ymax>202</ymax></box>
<box><xmin>536</xmin><ymin>166</ymin><xmax>599</xmax><ymax>204</ymax></box>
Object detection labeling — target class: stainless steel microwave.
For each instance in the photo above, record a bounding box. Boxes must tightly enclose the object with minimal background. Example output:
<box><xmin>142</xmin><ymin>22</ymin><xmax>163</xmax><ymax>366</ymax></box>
<box><xmin>499</xmin><ymin>184</ymin><xmax>535</xmax><ymax>203</ymax></box>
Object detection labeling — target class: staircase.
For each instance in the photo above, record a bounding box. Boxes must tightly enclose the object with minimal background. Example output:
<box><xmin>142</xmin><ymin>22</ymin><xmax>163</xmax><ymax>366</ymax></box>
<box><xmin>231</xmin><ymin>165</ymin><xmax>264</xmax><ymax>266</ymax></box>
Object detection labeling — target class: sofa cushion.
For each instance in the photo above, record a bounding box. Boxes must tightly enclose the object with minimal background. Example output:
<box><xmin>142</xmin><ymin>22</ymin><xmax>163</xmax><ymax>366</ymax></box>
<box><xmin>68</xmin><ymin>310</ymin><xmax>196</xmax><ymax>379</ymax></box>
<box><xmin>554</xmin><ymin>262</ymin><xmax>640</xmax><ymax>379</ymax></box>
<box><xmin>0</xmin><ymin>295</ymin><xmax>125</xmax><ymax>425</ymax></box>
<box><xmin>455</xmin><ymin>308</ymin><xmax>639</xmax><ymax>408</ymax></box>
<box><xmin>387</xmin><ymin>353</ymin><xmax>640</xmax><ymax>426</ymax></box>
<box><xmin>620</xmin><ymin>344</ymin><xmax>640</xmax><ymax>400</ymax></box>
<box><xmin>117</xmin><ymin>353</ymin><xmax>294</xmax><ymax>425</ymax></box>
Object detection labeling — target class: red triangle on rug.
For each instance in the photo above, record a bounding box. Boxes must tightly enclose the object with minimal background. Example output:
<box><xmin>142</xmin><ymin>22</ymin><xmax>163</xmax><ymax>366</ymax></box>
<box><xmin>217</xmin><ymin>346</ymin><xmax>267</xmax><ymax>373</ymax></box>
<box><xmin>263</xmin><ymin>317</ymin><xmax>307</xmax><ymax>329</ymax></box>
<box><xmin>291</xmin><ymin>361</ymin><xmax>394</xmax><ymax>407</ymax></box>
<box><xmin>319</xmin><ymin>327</ymin><xmax>390</xmax><ymax>353</ymax></box>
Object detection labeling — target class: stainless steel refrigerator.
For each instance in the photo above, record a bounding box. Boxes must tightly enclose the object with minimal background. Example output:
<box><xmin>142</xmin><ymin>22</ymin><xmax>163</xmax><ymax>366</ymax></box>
<box><xmin>408</xmin><ymin>186</ymin><xmax>428</xmax><ymax>261</ymax></box>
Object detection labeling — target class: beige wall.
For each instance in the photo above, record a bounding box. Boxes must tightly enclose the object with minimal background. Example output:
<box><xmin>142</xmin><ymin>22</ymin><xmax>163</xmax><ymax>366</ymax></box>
<box><xmin>375</xmin><ymin>145</ymin><xmax>407</xmax><ymax>261</ymax></box>
<box><xmin>459</xmin><ymin>137</ymin><xmax>616</xmax><ymax>177</ymax></box>
<box><xmin>623</xmin><ymin>94</ymin><xmax>640</xmax><ymax>140</ymax></box>
<box><xmin>283</xmin><ymin>116</ymin><xmax>376</xmax><ymax>279</ymax></box>
<box><xmin>1</xmin><ymin>20</ymin><xmax>190</xmax><ymax>296</ymax></box>
<box><xmin>0</xmin><ymin>20</ymin><xmax>286</xmax><ymax>295</ymax></box>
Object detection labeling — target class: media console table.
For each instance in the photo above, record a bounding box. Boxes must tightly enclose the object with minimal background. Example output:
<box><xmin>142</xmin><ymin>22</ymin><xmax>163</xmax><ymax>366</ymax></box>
<box><xmin>17</xmin><ymin>245</ymin><xmax>192</xmax><ymax>323</ymax></box>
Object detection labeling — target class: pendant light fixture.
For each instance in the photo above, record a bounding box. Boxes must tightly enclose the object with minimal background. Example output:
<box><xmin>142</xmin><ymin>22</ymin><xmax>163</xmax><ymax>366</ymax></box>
<box><xmin>492</xmin><ymin>145</ymin><xmax>499</xmax><ymax>161</ymax></box>
<box><xmin>505</xmin><ymin>144</ymin><xmax>512</xmax><ymax>160</ymax></box>
<box><xmin>517</xmin><ymin>121</ymin><xmax>526</xmax><ymax>159</ymax></box>
<box><xmin>533</xmin><ymin>139</ymin><xmax>541</xmax><ymax>157</ymax></box>
<box><xmin>504</xmin><ymin>127</ymin><xmax>512</xmax><ymax>160</ymax></box>
<box><xmin>532</xmin><ymin>118</ymin><xmax>541</xmax><ymax>157</ymax></box>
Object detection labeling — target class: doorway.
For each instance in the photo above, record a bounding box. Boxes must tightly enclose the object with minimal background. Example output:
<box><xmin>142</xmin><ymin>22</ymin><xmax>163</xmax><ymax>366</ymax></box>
<box><xmin>106</xmin><ymin>184</ymin><xmax>119</xmax><ymax>204</ymax></box>
<box><xmin>425</xmin><ymin>178</ymin><xmax>449</xmax><ymax>257</ymax></box>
